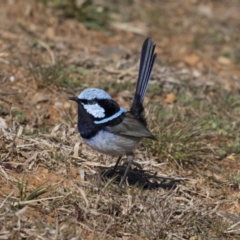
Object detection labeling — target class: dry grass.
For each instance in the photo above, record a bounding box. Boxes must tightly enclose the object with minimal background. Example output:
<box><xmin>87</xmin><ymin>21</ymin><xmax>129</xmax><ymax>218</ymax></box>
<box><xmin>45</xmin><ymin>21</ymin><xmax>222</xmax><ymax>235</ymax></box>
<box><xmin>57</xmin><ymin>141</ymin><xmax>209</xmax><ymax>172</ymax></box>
<box><xmin>1</xmin><ymin>0</ymin><xmax>240</xmax><ymax>239</ymax></box>
<box><xmin>0</xmin><ymin>121</ymin><xmax>239</xmax><ymax>239</ymax></box>
<box><xmin>1</xmin><ymin>83</ymin><xmax>240</xmax><ymax>239</ymax></box>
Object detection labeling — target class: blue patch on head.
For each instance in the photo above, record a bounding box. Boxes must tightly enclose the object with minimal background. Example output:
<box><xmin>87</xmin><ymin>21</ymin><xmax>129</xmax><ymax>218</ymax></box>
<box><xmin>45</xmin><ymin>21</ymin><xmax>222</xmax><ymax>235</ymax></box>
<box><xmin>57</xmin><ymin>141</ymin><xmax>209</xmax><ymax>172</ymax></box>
<box><xmin>78</xmin><ymin>88</ymin><xmax>112</xmax><ymax>100</ymax></box>
<box><xmin>94</xmin><ymin>108</ymin><xmax>127</xmax><ymax>124</ymax></box>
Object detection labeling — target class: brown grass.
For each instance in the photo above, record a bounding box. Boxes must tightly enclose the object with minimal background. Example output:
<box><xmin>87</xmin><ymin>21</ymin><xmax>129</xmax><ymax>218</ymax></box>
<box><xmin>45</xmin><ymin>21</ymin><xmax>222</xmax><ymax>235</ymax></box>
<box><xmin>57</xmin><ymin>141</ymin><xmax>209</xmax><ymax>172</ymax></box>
<box><xmin>1</xmin><ymin>123</ymin><xmax>239</xmax><ymax>239</ymax></box>
<box><xmin>1</xmin><ymin>0</ymin><xmax>240</xmax><ymax>239</ymax></box>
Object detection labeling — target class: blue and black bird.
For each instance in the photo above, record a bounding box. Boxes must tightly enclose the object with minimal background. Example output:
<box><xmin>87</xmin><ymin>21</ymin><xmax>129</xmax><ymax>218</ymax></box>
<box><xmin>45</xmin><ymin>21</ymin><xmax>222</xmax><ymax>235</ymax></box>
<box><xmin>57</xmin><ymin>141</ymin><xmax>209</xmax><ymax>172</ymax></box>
<box><xmin>69</xmin><ymin>38</ymin><xmax>156</xmax><ymax>186</ymax></box>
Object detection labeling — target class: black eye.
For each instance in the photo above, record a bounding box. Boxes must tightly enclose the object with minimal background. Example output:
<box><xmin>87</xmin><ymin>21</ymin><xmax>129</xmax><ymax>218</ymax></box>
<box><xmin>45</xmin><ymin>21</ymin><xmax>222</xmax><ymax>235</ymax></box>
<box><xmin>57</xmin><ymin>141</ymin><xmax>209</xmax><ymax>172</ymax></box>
<box><xmin>87</xmin><ymin>100</ymin><xmax>97</xmax><ymax>105</ymax></box>
<box><xmin>80</xmin><ymin>99</ymin><xmax>97</xmax><ymax>105</ymax></box>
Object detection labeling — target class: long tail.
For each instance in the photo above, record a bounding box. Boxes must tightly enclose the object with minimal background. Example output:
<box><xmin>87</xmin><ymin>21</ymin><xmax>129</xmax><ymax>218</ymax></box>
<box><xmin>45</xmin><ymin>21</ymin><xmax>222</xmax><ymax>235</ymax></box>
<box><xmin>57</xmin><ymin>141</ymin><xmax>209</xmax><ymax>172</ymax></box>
<box><xmin>130</xmin><ymin>37</ymin><xmax>156</xmax><ymax>125</ymax></box>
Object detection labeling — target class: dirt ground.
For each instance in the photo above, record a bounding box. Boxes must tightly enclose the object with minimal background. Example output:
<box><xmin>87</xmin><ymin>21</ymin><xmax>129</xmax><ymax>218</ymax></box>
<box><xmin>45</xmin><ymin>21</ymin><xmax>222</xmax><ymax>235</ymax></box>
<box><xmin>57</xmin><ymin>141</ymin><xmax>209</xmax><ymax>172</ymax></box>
<box><xmin>1</xmin><ymin>0</ymin><xmax>240</xmax><ymax>239</ymax></box>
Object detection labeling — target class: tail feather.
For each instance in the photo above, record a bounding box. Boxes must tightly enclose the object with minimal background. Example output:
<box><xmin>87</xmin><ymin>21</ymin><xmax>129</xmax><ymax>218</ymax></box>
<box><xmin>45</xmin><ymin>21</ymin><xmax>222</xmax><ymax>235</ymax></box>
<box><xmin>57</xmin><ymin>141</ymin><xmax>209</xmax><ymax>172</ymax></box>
<box><xmin>130</xmin><ymin>37</ymin><xmax>156</xmax><ymax>124</ymax></box>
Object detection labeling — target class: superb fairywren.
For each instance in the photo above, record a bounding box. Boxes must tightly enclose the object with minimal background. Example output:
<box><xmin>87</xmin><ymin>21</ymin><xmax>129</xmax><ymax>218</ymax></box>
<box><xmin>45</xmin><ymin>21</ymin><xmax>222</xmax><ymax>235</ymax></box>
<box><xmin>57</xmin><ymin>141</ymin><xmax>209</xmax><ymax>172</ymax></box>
<box><xmin>69</xmin><ymin>38</ymin><xmax>156</xmax><ymax>186</ymax></box>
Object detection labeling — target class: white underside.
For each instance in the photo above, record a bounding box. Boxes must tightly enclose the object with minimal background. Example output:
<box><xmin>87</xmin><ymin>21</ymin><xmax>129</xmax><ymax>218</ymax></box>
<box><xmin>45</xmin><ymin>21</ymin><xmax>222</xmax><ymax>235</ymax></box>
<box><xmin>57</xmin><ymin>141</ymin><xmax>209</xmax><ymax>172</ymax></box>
<box><xmin>83</xmin><ymin>130</ymin><xmax>141</xmax><ymax>156</ymax></box>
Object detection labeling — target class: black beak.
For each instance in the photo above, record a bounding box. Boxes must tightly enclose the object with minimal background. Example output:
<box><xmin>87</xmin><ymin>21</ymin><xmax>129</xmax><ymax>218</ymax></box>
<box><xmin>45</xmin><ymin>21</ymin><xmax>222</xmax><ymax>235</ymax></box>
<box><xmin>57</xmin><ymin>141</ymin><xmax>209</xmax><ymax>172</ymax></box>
<box><xmin>69</xmin><ymin>96</ymin><xmax>79</xmax><ymax>102</ymax></box>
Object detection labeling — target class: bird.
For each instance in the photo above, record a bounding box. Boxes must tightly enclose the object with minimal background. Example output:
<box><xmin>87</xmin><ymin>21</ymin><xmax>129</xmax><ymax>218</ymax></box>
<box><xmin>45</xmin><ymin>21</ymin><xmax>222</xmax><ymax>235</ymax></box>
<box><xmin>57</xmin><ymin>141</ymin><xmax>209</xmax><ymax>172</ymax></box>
<box><xmin>69</xmin><ymin>37</ymin><xmax>157</xmax><ymax>186</ymax></box>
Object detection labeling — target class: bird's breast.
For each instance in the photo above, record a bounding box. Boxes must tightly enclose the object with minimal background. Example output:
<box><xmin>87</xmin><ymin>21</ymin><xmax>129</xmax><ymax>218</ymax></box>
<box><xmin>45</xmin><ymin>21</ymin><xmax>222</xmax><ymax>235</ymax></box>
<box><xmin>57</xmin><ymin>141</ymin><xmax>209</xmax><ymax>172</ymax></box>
<box><xmin>83</xmin><ymin>130</ymin><xmax>141</xmax><ymax>156</ymax></box>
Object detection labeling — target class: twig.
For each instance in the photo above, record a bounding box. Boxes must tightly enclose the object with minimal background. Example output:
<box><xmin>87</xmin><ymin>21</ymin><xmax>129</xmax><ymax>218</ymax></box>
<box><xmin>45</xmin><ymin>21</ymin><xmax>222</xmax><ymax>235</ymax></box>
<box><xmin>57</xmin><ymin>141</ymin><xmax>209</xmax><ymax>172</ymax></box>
<box><xmin>0</xmin><ymin>190</ymin><xmax>15</xmax><ymax>208</ymax></box>
<box><xmin>18</xmin><ymin>196</ymin><xmax>64</xmax><ymax>206</ymax></box>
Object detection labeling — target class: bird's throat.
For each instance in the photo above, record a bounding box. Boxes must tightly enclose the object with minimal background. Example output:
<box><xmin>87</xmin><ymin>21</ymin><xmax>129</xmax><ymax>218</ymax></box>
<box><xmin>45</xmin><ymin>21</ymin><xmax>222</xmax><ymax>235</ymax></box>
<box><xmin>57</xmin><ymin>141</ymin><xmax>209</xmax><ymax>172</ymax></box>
<box><xmin>77</xmin><ymin>103</ymin><xmax>101</xmax><ymax>139</ymax></box>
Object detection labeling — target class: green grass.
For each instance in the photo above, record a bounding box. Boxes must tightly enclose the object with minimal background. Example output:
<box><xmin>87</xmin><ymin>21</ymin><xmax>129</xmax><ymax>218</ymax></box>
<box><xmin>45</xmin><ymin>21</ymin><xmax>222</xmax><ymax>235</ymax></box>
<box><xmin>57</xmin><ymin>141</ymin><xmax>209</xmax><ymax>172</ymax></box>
<box><xmin>13</xmin><ymin>110</ymin><xmax>26</xmax><ymax>124</ymax></box>
<box><xmin>234</xmin><ymin>48</ymin><xmax>240</xmax><ymax>64</ymax></box>
<box><xmin>0</xmin><ymin>105</ymin><xmax>25</xmax><ymax>124</ymax></box>
<box><xmin>0</xmin><ymin>104</ymin><xmax>8</xmax><ymax>116</ymax></box>
<box><xmin>23</xmin><ymin>126</ymin><xmax>50</xmax><ymax>136</ymax></box>
<box><xmin>228</xmin><ymin>173</ymin><xmax>240</xmax><ymax>185</ymax></box>
<box><xmin>11</xmin><ymin>175</ymin><xmax>49</xmax><ymax>210</ymax></box>
<box><xmin>147</xmin><ymin>110</ymin><xmax>210</xmax><ymax>166</ymax></box>
<box><xmin>41</xmin><ymin>0</ymin><xmax>110</xmax><ymax>31</ymax></box>
<box><xmin>17</xmin><ymin>177</ymin><xmax>48</xmax><ymax>202</ymax></box>
<box><xmin>147</xmin><ymin>82</ymin><xmax>163</xmax><ymax>97</ymax></box>
<box><xmin>146</xmin><ymin>89</ymin><xmax>240</xmax><ymax>169</ymax></box>
<box><xmin>101</xmin><ymin>81</ymin><xmax>134</xmax><ymax>93</ymax></box>
<box><xmin>28</xmin><ymin>58</ymin><xmax>91</xmax><ymax>89</ymax></box>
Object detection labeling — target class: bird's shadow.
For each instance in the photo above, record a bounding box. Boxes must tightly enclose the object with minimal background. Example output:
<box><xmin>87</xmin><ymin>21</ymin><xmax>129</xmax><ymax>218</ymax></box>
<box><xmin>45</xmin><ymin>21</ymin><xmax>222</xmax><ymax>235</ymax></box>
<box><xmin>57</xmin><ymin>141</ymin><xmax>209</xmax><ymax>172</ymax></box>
<box><xmin>100</xmin><ymin>166</ymin><xmax>187</xmax><ymax>190</ymax></box>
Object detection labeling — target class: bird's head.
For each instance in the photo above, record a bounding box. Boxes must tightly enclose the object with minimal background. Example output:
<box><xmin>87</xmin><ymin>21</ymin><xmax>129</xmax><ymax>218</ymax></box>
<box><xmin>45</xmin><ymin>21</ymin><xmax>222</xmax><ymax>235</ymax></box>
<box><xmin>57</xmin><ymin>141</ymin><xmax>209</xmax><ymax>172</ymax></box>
<box><xmin>69</xmin><ymin>88</ymin><xmax>126</xmax><ymax>123</ymax></box>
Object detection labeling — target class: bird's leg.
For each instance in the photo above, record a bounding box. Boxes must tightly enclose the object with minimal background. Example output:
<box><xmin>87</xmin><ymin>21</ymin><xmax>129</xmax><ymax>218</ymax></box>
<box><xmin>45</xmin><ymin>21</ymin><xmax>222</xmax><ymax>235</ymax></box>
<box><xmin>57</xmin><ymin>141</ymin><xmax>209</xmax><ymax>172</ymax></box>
<box><xmin>113</xmin><ymin>156</ymin><xmax>122</xmax><ymax>173</ymax></box>
<box><xmin>119</xmin><ymin>153</ymin><xmax>134</xmax><ymax>186</ymax></box>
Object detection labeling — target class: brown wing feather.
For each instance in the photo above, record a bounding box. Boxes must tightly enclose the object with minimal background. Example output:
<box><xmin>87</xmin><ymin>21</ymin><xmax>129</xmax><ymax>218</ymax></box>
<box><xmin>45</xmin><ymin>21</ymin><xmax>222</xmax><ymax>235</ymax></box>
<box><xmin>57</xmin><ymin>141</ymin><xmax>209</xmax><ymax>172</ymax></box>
<box><xmin>105</xmin><ymin>112</ymin><xmax>156</xmax><ymax>140</ymax></box>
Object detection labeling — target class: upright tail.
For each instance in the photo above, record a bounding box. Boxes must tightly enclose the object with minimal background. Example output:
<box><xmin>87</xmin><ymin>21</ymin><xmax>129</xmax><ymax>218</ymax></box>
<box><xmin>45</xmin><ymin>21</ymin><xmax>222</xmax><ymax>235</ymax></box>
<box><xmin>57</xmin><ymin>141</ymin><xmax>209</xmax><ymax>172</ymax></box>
<box><xmin>130</xmin><ymin>37</ymin><xmax>156</xmax><ymax>125</ymax></box>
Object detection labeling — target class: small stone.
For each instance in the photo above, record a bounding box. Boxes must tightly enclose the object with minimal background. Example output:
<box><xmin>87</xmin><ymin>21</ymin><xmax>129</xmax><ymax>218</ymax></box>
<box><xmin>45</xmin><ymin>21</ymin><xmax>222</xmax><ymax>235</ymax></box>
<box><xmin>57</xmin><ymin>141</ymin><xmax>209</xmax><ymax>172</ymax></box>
<box><xmin>159</xmin><ymin>67</ymin><xmax>166</xmax><ymax>73</ymax></box>
<box><xmin>64</xmin><ymin>102</ymin><xmax>71</xmax><ymax>109</ymax></box>
<box><xmin>217</xmin><ymin>56</ymin><xmax>232</xmax><ymax>65</ymax></box>
<box><xmin>181</xmin><ymin>68</ymin><xmax>189</xmax><ymax>74</ymax></box>
<box><xmin>9</xmin><ymin>75</ymin><xmax>15</xmax><ymax>82</ymax></box>
<box><xmin>54</xmin><ymin>101</ymin><xmax>63</xmax><ymax>107</ymax></box>
<box><xmin>192</xmin><ymin>69</ymin><xmax>201</xmax><ymax>78</ymax></box>
<box><xmin>233</xmin><ymin>75</ymin><xmax>239</xmax><ymax>80</ymax></box>
<box><xmin>0</xmin><ymin>117</ymin><xmax>7</xmax><ymax>129</ymax></box>
<box><xmin>197</xmin><ymin>5</ymin><xmax>213</xmax><ymax>18</ymax></box>
<box><xmin>55</xmin><ymin>42</ymin><xmax>65</xmax><ymax>50</ymax></box>
<box><xmin>189</xmin><ymin>236</ymin><xmax>197</xmax><ymax>240</ymax></box>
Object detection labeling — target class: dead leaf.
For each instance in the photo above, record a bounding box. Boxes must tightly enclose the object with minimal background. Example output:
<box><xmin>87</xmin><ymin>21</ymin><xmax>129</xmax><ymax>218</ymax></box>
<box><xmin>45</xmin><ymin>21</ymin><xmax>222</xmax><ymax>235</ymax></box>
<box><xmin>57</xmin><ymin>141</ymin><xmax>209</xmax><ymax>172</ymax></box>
<box><xmin>226</xmin><ymin>154</ymin><xmax>236</xmax><ymax>161</ymax></box>
<box><xmin>183</xmin><ymin>54</ymin><xmax>200</xmax><ymax>66</ymax></box>
<box><xmin>217</xmin><ymin>56</ymin><xmax>232</xmax><ymax>65</ymax></box>
<box><xmin>64</xmin><ymin>102</ymin><xmax>71</xmax><ymax>109</ymax></box>
<box><xmin>164</xmin><ymin>93</ymin><xmax>176</xmax><ymax>103</ymax></box>
<box><xmin>70</xmin><ymin>169</ymin><xmax>78</xmax><ymax>179</ymax></box>
<box><xmin>45</xmin><ymin>27</ymin><xmax>55</xmax><ymax>40</ymax></box>
<box><xmin>32</xmin><ymin>93</ymin><xmax>49</xmax><ymax>105</ymax></box>
<box><xmin>73</xmin><ymin>142</ymin><xmax>80</xmax><ymax>158</ymax></box>
<box><xmin>189</xmin><ymin>236</ymin><xmax>198</xmax><ymax>240</ymax></box>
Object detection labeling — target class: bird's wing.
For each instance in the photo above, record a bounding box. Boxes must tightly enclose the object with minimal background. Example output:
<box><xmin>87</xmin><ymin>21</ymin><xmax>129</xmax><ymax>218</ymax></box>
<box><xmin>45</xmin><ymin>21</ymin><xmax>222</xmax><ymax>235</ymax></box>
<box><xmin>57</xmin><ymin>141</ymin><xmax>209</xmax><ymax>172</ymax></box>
<box><xmin>105</xmin><ymin>112</ymin><xmax>156</xmax><ymax>140</ymax></box>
